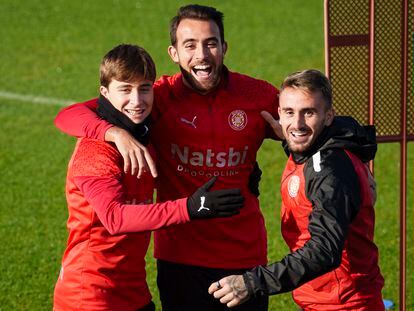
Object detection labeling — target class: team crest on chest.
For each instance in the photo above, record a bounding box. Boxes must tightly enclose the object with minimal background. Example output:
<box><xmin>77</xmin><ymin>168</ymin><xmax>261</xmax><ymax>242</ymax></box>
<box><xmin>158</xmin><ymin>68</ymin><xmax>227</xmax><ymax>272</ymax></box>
<box><xmin>228</xmin><ymin>110</ymin><xmax>248</xmax><ymax>131</ymax></box>
<box><xmin>288</xmin><ymin>175</ymin><xmax>300</xmax><ymax>198</ymax></box>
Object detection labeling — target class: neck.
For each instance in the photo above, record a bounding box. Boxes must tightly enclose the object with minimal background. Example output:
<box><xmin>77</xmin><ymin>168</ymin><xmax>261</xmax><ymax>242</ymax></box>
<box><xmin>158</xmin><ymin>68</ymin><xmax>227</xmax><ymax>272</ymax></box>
<box><xmin>182</xmin><ymin>77</ymin><xmax>220</xmax><ymax>95</ymax></box>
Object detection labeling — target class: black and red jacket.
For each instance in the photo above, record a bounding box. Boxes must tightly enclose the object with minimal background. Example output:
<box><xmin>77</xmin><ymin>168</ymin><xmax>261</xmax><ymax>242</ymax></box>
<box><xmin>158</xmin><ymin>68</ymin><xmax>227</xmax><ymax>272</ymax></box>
<box><xmin>243</xmin><ymin>116</ymin><xmax>384</xmax><ymax>310</ymax></box>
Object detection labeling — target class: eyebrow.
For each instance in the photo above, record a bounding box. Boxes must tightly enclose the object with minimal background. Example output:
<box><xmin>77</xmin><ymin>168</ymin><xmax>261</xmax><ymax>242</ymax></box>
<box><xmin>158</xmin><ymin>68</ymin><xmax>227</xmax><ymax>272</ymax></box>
<box><xmin>139</xmin><ymin>82</ymin><xmax>152</xmax><ymax>87</ymax></box>
<box><xmin>115</xmin><ymin>82</ymin><xmax>152</xmax><ymax>89</ymax></box>
<box><xmin>182</xmin><ymin>37</ymin><xmax>219</xmax><ymax>44</ymax></box>
<box><xmin>204</xmin><ymin>37</ymin><xmax>219</xmax><ymax>42</ymax></box>
<box><xmin>281</xmin><ymin>107</ymin><xmax>318</xmax><ymax>112</ymax></box>
<box><xmin>116</xmin><ymin>84</ymin><xmax>132</xmax><ymax>89</ymax></box>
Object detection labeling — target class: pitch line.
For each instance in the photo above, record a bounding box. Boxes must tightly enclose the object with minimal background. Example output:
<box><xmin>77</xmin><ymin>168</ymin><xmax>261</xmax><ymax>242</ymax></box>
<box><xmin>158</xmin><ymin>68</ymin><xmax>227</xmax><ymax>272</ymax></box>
<box><xmin>0</xmin><ymin>90</ymin><xmax>75</xmax><ymax>106</ymax></box>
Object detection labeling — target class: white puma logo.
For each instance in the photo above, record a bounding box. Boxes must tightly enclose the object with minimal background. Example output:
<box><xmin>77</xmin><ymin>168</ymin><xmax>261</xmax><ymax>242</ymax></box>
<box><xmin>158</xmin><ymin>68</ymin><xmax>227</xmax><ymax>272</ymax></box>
<box><xmin>197</xmin><ymin>196</ymin><xmax>210</xmax><ymax>212</ymax></box>
<box><xmin>180</xmin><ymin>116</ymin><xmax>197</xmax><ymax>128</ymax></box>
<box><xmin>141</xmin><ymin>125</ymin><xmax>149</xmax><ymax>136</ymax></box>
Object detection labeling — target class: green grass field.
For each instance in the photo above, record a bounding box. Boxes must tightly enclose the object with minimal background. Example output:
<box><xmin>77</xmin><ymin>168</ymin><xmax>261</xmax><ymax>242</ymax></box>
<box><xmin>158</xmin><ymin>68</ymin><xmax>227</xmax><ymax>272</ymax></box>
<box><xmin>0</xmin><ymin>1</ymin><xmax>412</xmax><ymax>310</ymax></box>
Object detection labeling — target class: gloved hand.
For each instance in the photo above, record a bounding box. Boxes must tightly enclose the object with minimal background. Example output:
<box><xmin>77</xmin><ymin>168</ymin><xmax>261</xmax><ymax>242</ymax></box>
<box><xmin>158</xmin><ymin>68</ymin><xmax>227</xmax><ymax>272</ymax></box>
<box><xmin>187</xmin><ymin>177</ymin><xmax>244</xmax><ymax>219</ymax></box>
<box><xmin>248</xmin><ymin>162</ymin><xmax>262</xmax><ymax>197</ymax></box>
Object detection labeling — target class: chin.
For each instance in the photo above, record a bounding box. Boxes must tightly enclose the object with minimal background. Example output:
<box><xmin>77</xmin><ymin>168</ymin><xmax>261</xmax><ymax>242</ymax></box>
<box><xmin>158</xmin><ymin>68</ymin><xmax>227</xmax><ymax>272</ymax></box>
<box><xmin>182</xmin><ymin>68</ymin><xmax>219</xmax><ymax>93</ymax></box>
<box><xmin>287</xmin><ymin>143</ymin><xmax>310</xmax><ymax>154</ymax></box>
<box><xmin>129</xmin><ymin>117</ymin><xmax>144</xmax><ymax>124</ymax></box>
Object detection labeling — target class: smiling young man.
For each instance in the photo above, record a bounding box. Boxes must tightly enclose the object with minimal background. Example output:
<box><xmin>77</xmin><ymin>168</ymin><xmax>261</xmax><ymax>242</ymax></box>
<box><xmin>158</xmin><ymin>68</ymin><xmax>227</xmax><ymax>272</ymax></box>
<box><xmin>100</xmin><ymin>80</ymin><xmax>153</xmax><ymax>123</ymax></box>
<box><xmin>54</xmin><ymin>5</ymin><xmax>280</xmax><ymax>311</ymax></box>
<box><xmin>209</xmin><ymin>70</ymin><xmax>385</xmax><ymax>311</ymax></box>
<box><xmin>167</xmin><ymin>14</ymin><xmax>226</xmax><ymax>94</ymax></box>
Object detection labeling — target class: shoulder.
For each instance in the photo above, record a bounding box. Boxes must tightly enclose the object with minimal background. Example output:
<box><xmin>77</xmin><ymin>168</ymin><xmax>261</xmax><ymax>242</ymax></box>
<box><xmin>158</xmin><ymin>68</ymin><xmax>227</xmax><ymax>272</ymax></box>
<box><xmin>306</xmin><ymin>149</ymin><xmax>356</xmax><ymax>176</ymax></box>
<box><xmin>71</xmin><ymin>138</ymin><xmax>122</xmax><ymax>177</ymax></box>
<box><xmin>154</xmin><ymin>74</ymin><xmax>180</xmax><ymax>92</ymax></box>
<box><xmin>153</xmin><ymin>74</ymin><xmax>178</xmax><ymax>118</ymax></box>
<box><xmin>229</xmin><ymin>71</ymin><xmax>279</xmax><ymax>96</ymax></box>
<box><xmin>154</xmin><ymin>74</ymin><xmax>170</xmax><ymax>88</ymax></box>
<box><xmin>304</xmin><ymin>149</ymin><xmax>359</xmax><ymax>194</ymax></box>
<box><xmin>228</xmin><ymin>71</ymin><xmax>279</xmax><ymax>108</ymax></box>
<box><xmin>82</xmin><ymin>97</ymin><xmax>99</xmax><ymax>107</ymax></box>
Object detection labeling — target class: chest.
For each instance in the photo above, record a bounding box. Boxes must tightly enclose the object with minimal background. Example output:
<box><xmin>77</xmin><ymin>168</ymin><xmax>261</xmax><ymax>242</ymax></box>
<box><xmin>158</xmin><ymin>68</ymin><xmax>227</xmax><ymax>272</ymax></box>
<box><xmin>280</xmin><ymin>159</ymin><xmax>313</xmax><ymax>239</ymax></box>
<box><xmin>122</xmin><ymin>172</ymin><xmax>154</xmax><ymax>205</ymax></box>
<box><xmin>152</xmin><ymin>93</ymin><xmax>267</xmax><ymax>150</ymax></box>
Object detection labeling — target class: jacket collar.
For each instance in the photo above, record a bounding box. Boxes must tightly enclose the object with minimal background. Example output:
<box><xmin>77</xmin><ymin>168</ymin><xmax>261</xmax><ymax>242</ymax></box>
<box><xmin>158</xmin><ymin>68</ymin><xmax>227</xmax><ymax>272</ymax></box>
<box><xmin>284</xmin><ymin>116</ymin><xmax>377</xmax><ymax>164</ymax></box>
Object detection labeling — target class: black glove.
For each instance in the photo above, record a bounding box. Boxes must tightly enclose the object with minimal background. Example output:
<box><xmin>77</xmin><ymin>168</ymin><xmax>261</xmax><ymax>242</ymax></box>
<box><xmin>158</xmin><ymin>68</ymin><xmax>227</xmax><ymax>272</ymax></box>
<box><xmin>248</xmin><ymin>162</ymin><xmax>262</xmax><ymax>197</ymax></box>
<box><xmin>187</xmin><ymin>177</ymin><xmax>244</xmax><ymax>219</ymax></box>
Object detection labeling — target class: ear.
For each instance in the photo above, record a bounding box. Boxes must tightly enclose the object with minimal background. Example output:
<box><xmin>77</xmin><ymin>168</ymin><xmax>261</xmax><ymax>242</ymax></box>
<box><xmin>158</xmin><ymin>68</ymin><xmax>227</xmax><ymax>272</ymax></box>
<box><xmin>222</xmin><ymin>41</ymin><xmax>228</xmax><ymax>56</ymax></box>
<box><xmin>168</xmin><ymin>45</ymin><xmax>179</xmax><ymax>63</ymax></box>
<box><xmin>100</xmin><ymin>86</ymin><xmax>109</xmax><ymax>99</ymax></box>
<box><xmin>325</xmin><ymin>108</ymin><xmax>335</xmax><ymax>126</ymax></box>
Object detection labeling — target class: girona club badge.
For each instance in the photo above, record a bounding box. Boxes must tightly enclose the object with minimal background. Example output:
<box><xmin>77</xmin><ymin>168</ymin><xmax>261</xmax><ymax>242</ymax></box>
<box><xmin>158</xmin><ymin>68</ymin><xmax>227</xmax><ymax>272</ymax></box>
<box><xmin>228</xmin><ymin>110</ymin><xmax>248</xmax><ymax>131</ymax></box>
<box><xmin>288</xmin><ymin>175</ymin><xmax>300</xmax><ymax>198</ymax></box>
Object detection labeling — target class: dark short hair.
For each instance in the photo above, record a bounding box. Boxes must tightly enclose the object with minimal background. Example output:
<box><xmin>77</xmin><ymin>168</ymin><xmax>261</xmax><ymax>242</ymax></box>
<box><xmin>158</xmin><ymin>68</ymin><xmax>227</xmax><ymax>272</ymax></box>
<box><xmin>169</xmin><ymin>4</ymin><xmax>225</xmax><ymax>46</ymax></box>
<box><xmin>281</xmin><ymin>69</ymin><xmax>333</xmax><ymax>109</ymax></box>
<box><xmin>100</xmin><ymin>44</ymin><xmax>156</xmax><ymax>87</ymax></box>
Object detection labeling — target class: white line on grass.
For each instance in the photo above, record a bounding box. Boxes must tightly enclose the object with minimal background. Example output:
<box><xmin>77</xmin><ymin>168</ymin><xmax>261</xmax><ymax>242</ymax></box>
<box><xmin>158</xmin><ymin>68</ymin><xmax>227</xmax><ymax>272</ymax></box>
<box><xmin>0</xmin><ymin>90</ymin><xmax>75</xmax><ymax>106</ymax></box>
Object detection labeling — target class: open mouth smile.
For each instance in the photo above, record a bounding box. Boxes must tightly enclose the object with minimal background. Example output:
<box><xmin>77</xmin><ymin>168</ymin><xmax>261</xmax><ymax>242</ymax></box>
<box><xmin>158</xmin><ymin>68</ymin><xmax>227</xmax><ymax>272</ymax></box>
<box><xmin>291</xmin><ymin>130</ymin><xmax>308</xmax><ymax>137</ymax></box>
<box><xmin>191</xmin><ymin>64</ymin><xmax>212</xmax><ymax>79</ymax></box>
<box><xmin>289</xmin><ymin>130</ymin><xmax>311</xmax><ymax>142</ymax></box>
<box><xmin>125</xmin><ymin>109</ymin><xmax>145</xmax><ymax>117</ymax></box>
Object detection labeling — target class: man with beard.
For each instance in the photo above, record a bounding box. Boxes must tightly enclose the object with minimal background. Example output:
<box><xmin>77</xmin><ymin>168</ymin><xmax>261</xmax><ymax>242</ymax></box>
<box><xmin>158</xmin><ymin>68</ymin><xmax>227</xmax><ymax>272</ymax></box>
<box><xmin>209</xmin><ymin>70</ymin><xmax>385</xmax><ymax>311</ymax></box>
<box><xmin>53</xmin><ymin>43</ymin><xmax>245</xmax><ymax>311</ymax></box>
<box><xmin>54</xmin><ymin>5</ymin><xmax>280</xmax><ymax>310</ymax></box>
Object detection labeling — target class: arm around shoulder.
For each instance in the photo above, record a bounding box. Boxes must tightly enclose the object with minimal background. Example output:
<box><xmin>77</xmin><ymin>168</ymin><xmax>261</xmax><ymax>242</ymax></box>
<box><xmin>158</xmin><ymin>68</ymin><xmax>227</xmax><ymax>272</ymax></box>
<box><xmin>70</xmin><ymin>141</ymin><xmax>188</xmax><ymax>234</ymax></box>
<box><xmin>54</xmin><ymin>98</ymin><xmax>112</xmax><ymax>140</ymax></box>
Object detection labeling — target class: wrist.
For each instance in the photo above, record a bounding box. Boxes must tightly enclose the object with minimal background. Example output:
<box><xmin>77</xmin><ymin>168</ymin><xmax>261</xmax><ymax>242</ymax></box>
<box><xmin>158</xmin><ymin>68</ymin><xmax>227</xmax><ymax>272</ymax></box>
<box><xmin>242</xmin><ymin>272</ymin><xmax>255</xmax><ymax>298</ymax></box>
<box><xmin>104</xmin><ymin>126</ymin><xmax>123</xmax><ymax>142</ymax></box>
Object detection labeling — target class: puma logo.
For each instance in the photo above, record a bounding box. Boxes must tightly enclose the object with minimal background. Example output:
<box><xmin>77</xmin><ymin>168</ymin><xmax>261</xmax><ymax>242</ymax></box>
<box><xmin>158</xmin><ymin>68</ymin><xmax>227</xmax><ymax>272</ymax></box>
<box><xmin>141</xmin><ymin>125</ymin><xmax>149</xmax><ymax>136</ymax></box>
<box><xmin>197</xmin><ymin>196</ymin><xmax>210</xmax><ymax>212</ymax></box>
<box><xmin>180</xmin><ymin>116</ymin><xmax>197</xmax><ymax>128</ymax></box>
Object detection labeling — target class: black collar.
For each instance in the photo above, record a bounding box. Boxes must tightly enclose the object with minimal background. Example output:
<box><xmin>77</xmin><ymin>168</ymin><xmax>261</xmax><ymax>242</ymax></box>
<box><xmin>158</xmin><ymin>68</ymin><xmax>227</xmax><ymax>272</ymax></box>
<box><xmin>96</xmin><ymin>95</ymin><xmax>151</xmax><ymax>145</ymax></box>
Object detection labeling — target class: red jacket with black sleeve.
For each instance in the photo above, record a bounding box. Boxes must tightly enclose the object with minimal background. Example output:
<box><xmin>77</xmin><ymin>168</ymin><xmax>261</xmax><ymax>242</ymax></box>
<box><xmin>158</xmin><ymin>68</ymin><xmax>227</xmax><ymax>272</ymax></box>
<box><xmin>243</xmin><ymin>116</ymin><xmax>384</xmax><ymax>310</ymax></box>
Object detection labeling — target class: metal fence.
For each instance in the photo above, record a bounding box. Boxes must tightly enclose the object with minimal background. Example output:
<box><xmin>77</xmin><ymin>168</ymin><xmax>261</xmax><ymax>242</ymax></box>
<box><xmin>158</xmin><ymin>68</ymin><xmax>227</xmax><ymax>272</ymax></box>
<box><xmin>324</xmin><ymin>0</ymin><xmax>413</xmax><ymax>309</ymax></box>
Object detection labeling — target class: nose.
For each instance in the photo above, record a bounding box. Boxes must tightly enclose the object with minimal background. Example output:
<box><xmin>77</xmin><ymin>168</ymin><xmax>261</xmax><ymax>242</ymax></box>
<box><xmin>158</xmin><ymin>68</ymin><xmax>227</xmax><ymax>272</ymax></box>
<box><xmin>194</xmin><ymin>44</ymin><xmax>208</xmax><ymax>60</ymax></box>
<box><xmin>129</xmin><ymin>89</ymin><xmax>141</xmax><ymax>106</ymax></box>
<box><xmin>292</xmin><ymin>114</ymin><xmax>306</xmax><ymax>129</ymax></box>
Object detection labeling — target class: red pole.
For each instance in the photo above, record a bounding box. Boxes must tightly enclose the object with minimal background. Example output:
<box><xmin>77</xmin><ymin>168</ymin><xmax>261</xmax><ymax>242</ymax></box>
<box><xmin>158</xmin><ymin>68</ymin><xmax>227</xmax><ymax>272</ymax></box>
<box><xmin>324</xmin><ymin>0</ymin><xmax>330</xmax><ymax>78</ymax></box>
<box><xmin>399</xmin><ymin>0</ymin><xmax>408</xmax><ymax>309</ymax></box>
<box><xmin>369</xmin><ymin>0</ymin><xmax>375</xmax><ymax>174</ymax></box>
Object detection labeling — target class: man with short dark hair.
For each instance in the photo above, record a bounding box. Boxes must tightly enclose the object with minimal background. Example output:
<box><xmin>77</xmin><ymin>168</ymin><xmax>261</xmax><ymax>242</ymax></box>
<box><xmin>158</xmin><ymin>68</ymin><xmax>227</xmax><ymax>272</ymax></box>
<box><xmin>54</xmin><ymin>4</ymin><xmax>280</xmax><ymax>311</ymax></box>
<box><xmin>54</xmin><ymin>43</ymin><xmax>245</xmax><ymax>311</ymax></box>
<box><xmin>209</xmin><ymin>69</ymin><xmax>385</xmax><ymax>311</ymax></box>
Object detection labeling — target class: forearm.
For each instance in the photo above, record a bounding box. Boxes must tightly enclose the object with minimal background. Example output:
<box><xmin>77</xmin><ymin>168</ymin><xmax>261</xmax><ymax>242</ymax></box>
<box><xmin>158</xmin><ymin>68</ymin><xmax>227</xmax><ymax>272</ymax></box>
<box><xmin>244</xmin><ymin>202</ymin><xmax>351</xmax><ymax>296</ymax></box>
<box><xmin>97</xmin><ymin>197</ymin><xmax>190</xmax><ymax>234</ymax></box>
<box><xmin>243</xmin><ymin>240</ymin><xmax>342</xmax><ymax>297</ymax></box>
<box><xmin>75</xmin><ymin>176</ymin><xmax>189</xmax><ymax>235</ymax></box>
<box><xmin>54</xmin><ymin>99</ymin><xmax>112</xmax><ymax>140</ymax></box>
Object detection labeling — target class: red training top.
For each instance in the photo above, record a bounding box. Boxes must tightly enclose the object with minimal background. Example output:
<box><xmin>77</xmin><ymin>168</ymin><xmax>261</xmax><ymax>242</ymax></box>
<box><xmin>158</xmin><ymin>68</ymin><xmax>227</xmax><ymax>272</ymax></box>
<box><xmin>54</xmin><ymin>69</ymin><xmax>279</xmax><ymax>269</ymax></box>
<box><xmin>53</xmin><ymin>138</ymin><xmax>188</xmax><ymax>310</ymax></box>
